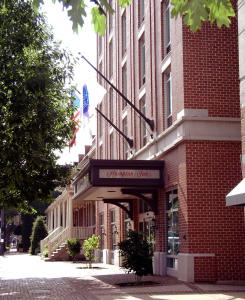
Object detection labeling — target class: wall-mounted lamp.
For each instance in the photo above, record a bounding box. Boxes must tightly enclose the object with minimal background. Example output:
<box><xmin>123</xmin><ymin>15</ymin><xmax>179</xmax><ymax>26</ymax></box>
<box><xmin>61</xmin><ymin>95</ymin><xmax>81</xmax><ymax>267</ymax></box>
<box><xmin>113</xmin><ymin>225</ymin><xmax>119</xmax><ymax>235</ymax></box>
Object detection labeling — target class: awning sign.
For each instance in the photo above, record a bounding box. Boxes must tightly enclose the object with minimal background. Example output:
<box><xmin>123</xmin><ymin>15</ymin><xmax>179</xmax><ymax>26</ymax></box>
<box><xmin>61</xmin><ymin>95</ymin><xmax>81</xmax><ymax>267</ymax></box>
<box><xmin>99</xmin><ymin>169</ymin><xmax>160</xmax><ymax>179</ymax></box>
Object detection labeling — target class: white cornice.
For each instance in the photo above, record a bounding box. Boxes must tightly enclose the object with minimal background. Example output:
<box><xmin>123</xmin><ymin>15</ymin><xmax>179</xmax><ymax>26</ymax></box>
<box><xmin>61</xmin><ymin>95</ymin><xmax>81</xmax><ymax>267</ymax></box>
<box><xmin>133</xmin><ymin>117</ymin><xmax>241</xmax><ymax>160</ymax></box>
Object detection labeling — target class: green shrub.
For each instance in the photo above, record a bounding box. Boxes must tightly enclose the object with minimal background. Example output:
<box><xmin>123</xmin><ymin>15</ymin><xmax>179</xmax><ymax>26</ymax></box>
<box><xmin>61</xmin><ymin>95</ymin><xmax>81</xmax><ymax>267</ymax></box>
<box><xmin>42</xmin><ymin>245</ymin><xmax>49</xmax><ymax>258</ymax></box>
<box><xmin>118</xmin><ymin>230</ymin><xmax>153</xmax><ymax>280</ymax></box>
<box><xmin>30</xmin><ymin>216</ymin><xmax>48</xmax><ymax>255</ymax></box>
<box><xmin>67</xmin><ymin>238</ymin><xmax>81</xmax><ymax>260</ymax></box>
<box><xmin>82</xmin><ymin>235</ymin><xmax>100</xmax><ymax>268</ymax></box>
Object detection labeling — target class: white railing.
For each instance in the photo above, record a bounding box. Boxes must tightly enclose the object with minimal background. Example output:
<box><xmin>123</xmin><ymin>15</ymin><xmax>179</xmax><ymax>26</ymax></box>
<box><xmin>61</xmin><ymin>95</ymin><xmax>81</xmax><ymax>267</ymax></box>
<box><xmin>40</xmin><ymin>226</ymin><xmax>63</xmax><ymax>253</ymax></box>
<box><xmin>48</xmin><ymin>227</ymin><xmax>70</xmax><ymax>257</ymax></box>
<box><xmin>46</xmin><ymin>226</ymin><xmax>96</xmax><ymax>258</ymax></box>
<box><xmin>71</xmin><ymin>226</ymin><xmax>95</xmax><ymax>239</ymax></box>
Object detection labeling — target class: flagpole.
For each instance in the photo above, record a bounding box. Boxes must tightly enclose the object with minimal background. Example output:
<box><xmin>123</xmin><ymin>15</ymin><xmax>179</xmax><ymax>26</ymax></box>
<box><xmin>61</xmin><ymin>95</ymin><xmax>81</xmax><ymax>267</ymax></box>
<box><xmin>81</xmin><ymin>55</ymin><xmax>155</xmax><ymax>132</ymax></box>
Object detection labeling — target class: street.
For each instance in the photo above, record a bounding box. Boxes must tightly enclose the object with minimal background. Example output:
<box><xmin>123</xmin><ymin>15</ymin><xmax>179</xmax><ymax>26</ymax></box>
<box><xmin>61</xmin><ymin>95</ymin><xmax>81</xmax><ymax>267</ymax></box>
<box><xmin>0</xmin><ymin>253</ymin><xmax>245</xmax><ymax>300</ymax></box>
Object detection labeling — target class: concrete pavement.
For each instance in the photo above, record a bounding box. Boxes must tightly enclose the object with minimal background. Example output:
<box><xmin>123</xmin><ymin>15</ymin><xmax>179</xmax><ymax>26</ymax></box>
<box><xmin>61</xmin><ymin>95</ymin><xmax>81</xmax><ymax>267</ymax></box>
<box><xmin>0</xmin><ymin>253</ymin><xmax>244</xmax><ymax>300</ymax></box>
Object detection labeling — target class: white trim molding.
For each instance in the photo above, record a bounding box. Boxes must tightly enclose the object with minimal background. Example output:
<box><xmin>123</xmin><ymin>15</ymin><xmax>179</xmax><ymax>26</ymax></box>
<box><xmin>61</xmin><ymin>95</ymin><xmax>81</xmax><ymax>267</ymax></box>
<box><xmin>178</xmin><ymin>253</ymin><xmax>215</xmax><ymax>282</ymax></box>
<box><xmin>133</xmin><ymin>116</ymin><xmax>241</xmax><ymax>160</ymax></box>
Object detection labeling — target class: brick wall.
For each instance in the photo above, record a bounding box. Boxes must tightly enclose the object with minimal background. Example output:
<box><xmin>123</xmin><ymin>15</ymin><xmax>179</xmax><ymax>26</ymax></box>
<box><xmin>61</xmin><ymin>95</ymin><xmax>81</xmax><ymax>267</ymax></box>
<box><xmin>241</xmin><ymin>107</ymin><xmax>245</xmax><ymax>176</ymax></box>
<box><xmin>182</xmin><ymin>16</ymin><xmax>240</xmax><ymax>118</ymax></box>
<box><xmin>186</xmin><ymin>140</ymin><xmax>245</xmax><ymax>280</ymax></box>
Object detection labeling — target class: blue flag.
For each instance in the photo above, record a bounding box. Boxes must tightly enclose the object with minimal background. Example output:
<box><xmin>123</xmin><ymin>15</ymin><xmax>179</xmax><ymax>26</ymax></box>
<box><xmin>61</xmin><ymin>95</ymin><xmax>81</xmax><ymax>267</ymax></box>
<box><xmin>83</xmin><ymin>84</ymin><xmax>89</xmax><ymax>117</ymax></box>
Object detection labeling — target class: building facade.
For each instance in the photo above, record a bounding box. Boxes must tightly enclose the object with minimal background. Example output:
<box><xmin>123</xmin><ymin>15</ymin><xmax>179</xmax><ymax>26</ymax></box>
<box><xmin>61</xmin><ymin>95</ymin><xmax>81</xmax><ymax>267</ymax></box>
<box><xmin>88</xmin><ymin>0</ymin><xmax>244</xmax><ymax>282</ymax></box>
<box><xmin>43</xmin><ymin>0</ymin><xmax>245</xmax><ymax>283</ymax></box>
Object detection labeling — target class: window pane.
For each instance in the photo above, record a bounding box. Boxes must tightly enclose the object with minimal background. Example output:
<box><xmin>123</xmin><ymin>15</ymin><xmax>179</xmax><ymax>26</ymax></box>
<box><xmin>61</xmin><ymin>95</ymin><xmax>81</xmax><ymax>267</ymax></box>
<box><xmin>109</xmin><ymin>88</ymin><xmax>114</xmax><ymax>122</ymax></box>
<box><xmin>138</xmin><ymin>0</ymin><xmax>145</xmax><ymax>27</ymax></box>
<box><xmin>122</xmin><ymin>116</ymin><xmax>128</xmax><ymax>159</ymax></box>
<box><xmin>122</xmin><ymin>63</ymin><xmax>127</xmax><ymax>109</ymax></box>
<box><xmin>109</xmin><ymin>40</ymin><xmax>113</xmax><ymax>78</ymax></box>
<box><xmin>122</xmin><ymin>12</ymin><xmax>126</xmax><ymax>56</ymax></box>
<box><xmin>140</xmin><ymin>96</ymin><xmax>147</xmax><ymax>146</ymax></box>
<box><xmin>110</xmin><ymin>133</ymin><xmax>114</xmax><ymax>159</ymax></box>
<box><xmin>166</xmin><ymin>189</ymin><xmax>179</xmax><ymax>269</ymax></box>
<box><xmin>139</xmin><ymin>36</ymin><xmax>145</xmax><ymax>88</ymax></box>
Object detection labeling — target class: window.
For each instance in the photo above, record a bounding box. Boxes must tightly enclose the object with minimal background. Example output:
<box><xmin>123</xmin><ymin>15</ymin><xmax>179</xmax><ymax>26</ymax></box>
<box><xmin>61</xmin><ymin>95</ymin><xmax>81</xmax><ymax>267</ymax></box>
<box><xmin>110</xmin><ymin>132</ymin><xmax>114</xmax><ymax>159</ymax></box>
<box><xmin>162</xmin><ymin>0</ymin><xmax>171</xmax><ymax>57</ymax></box>
<box><xmin>123</xmin><ymin>206</ymin><xmax>131</xmax><ymax>238</ymax></box>
<box><xmin>98</xmin><ymin>36</ymin><xmax>102</xmax><ymax>56</ymax></box>
<box><xmin>139</xmin><ymin>35</ymin><xmax>146</xmax><ymax>88</ymax></box>
<box><xmin>98</xmin><ymin>62</ymin><xmax>103</xmax><ymax>85</ymax></box>
<box><xmin>98</xmin><ymin>103</ymin><xmax>103</xmax><ymax>138</ymax></box>
<box><xmin>109</xmin><ymin>40</ymin><xmax>113</xmax><ymax>79</ymax></box>
<box><xmin>109</xmin><ymin>88</ymin><xmax>114</xmax><ymax>122</ymax></box>
<box><xmin>139</xmin><ymin>199</ymin><xmax>150</xmax><ymax>213</ymax></box>
<box><xmin>164</xmin><ymin>71</ymin><xmax>172</xmax><ymax>127</ymax></box>
<box><xmin>110</xmin><ymin>209</ymin><xmax>117</xmax><ymax>250</ymax></box>
<box><xmin>139</xmin><ymin>95</ymin><xmax>147</xmax><ymax>147</ymax></box>
<box><xmin>99</xmin><ymin>212</ymin><xmax>105</xmax><ymax>249</ymax></box>
<box><xmin>108</xmin><ymin>0</ymin><xmax>113</xmax><ymax>34</ymax></box>
<box><xmin>138</xmin><ymin>0</ymin><xmax>145</xmax><ymax>27</ymax></box>
<box><xmin>122</xmin><ymin>63</ymin><xmax>127</xmax><ymax>109</ymax></box>
<box><xmin>99</xmin><ymin>144</ymin><xmax>103</xmax><ymax>159</ymax></box>
<box><xmin>122</xmin><ymin>116</ymin><xmax>129</xmax><ymax>159</ymax></box>
<box><xmin>121</xmin><ymin>11</ymin><xmax>127</xmax><ymax>57</ymax></box>
<box><xmin>166</xmin><ymin>189</ymin><xmax>179</xmax><ymax>269</ymax></box>
<box><xmin>139</xmin><ymin>219</ymin><xmax>155</xmax><ymax>247</ymax></box>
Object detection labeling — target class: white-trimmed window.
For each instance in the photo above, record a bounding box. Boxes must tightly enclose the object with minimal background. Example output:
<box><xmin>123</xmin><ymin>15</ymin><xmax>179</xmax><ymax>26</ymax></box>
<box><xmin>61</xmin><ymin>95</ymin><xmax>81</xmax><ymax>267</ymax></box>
<box><xmin>166</xmin><ymin>189</ymin><xmax>179</xmax><ymax>270</ymax></box>
<box><xmin>99</xmin><ymin>212</ymin><xmax>105</xmax><ymax>249</ymax></box>
<box><xmin>109</xmin><ymin>88</ymin><xmax>114</xmax><ymax>122</ymax></box>
<box><xmin>98</xmin><ymin>103</ymin><xmax>103</xmax><ymax>138</ymax></box>
<box><xmin>110</xmin><ymin>209</ymin><xmax>117</xmax><ymax>250</ymax></box>
<box><xmin>109</xmin><ymin>40</ymin><xmax>113</xmax><ymax>79</ymax></box>
<box><xmin>139</xmin><ymin>35</ymin><xmax>146</xmax><ymax>88</ymax></box>
<box><xmin>99</xmin><ymin>144</ymin><xmax>103</xmax><ymax>159</ymax></box>
<box><xmin>108</xmin><ymin>0</ymin><xmax>113</xmax><ymax>34</ymax></box>
<box><xmin>122</xmin><ymin>11</ymin><xmax>127</xmax><ymax>57</ymax></box>
<box><xmin>110</xmin><ymin>132</ymin><xmax>114</xmax><ymax>159</ymax></box>
<box><xmin>98</xmin><ymin>61</ymin><xmax>103</xmax><ymax>85</ymax></box>
<box><xmin>122</xmin><ymin>63</ymin><xmax>127</xmax><ymax>109</ymax></box>
<box><xmin>139</xmin><ymin>95</ymin><xmax>147</xmax><ymax>147</ymax></box>
<box><xmin>162</xmin><ymin>0</ymin><xmax>171</xmax><ymax>57</ymax></box>
<box><xmin>122</xmin><ymin>116</ymin><xmax>129</xmax><ymax>159</ymax></box>
<box><xmin>98</xmin><ymin>36</ymin><xmax>102</xmax><ymax>57</ymax></box>
<box><xmin>164</xmin><ymin>71</ymin><xmax>172</xmax><ymax>127</ymax></box>
<box><xmin>138</xmin><ymin>0</ymin><xmax>145</xmax><ymax>27</ymax></box>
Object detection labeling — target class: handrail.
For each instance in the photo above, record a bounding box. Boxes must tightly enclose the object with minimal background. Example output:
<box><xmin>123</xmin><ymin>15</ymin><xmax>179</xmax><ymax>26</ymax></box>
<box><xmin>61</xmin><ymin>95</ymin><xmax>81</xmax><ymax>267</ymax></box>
<box><xmin>40</xmin><ymin>226</ymin><xmax>63</xmax><ymax>253</ymax></box>
<box><xmin>46</xmin><ymin>226</ymin><xmax>96</xmax><ymax>258</ymax></box>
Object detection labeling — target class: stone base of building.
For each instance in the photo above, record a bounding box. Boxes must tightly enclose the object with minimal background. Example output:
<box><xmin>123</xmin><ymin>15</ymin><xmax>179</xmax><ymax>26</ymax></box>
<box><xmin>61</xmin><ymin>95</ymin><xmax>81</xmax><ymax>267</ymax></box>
<box><xmin>178</xmin><ymin>253</ymin><xmax>216</xmax><ymax>282</ymax></box>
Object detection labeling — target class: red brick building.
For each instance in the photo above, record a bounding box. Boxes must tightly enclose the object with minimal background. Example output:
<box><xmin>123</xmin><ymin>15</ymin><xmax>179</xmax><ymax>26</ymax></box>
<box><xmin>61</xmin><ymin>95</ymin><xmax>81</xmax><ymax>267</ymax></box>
<box><xmin>43</xmin><ymin>0</ymin><xmax>245</xmax><ymax>283</ymax></box>
<box><xmin>88</xmin><ymin>0</ymin><xmax>245</xmax><ymax>282</ymax></box>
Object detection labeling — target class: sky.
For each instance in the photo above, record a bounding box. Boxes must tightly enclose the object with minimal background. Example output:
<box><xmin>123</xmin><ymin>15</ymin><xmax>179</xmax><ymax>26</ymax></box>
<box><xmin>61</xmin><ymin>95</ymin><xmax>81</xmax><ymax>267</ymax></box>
<box><xmin>41</xmin><ymin>1</ymin><xmax>105</xmax><ymax>165</ymax></box>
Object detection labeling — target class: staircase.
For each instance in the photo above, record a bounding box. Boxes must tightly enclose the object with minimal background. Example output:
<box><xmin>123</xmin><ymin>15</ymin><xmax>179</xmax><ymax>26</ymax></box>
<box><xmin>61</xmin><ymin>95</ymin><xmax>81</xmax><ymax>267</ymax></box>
<box><xmin>41</xmin><ymin>226</ymin><xmax>95</xmax><ymax>260</ymax></box>
<box><xmin>48</xmin><ymin>242</ymin><xmax>69</xmax><ymax>261</ymax></box>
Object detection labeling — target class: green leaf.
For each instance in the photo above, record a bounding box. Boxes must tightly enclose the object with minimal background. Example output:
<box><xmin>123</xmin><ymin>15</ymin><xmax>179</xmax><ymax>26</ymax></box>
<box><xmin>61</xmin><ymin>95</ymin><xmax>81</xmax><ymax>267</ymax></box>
<box><xmin>171</xmin><ymin>0</ymin><xmax>235</xmax><ymax>31</ymax></box>
<box><xmin>118</xmin><ymin>0</ymin><xmax>132</xmax><ymax>8</ymax></box>
<box><xmin>91</xmin><ymin>7</ymin><xmax>106</xmax><ymax>36</ymax></box>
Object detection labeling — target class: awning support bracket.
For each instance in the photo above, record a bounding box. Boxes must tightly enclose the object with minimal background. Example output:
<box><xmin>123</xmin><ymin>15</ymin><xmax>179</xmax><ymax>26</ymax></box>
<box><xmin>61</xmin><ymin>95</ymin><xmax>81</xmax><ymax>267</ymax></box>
<box><xmin>121</xmin><ymin>189</ymin><xmax>158</xmax><ymax>215</ymax></box>
<box><xmin>103</xmin><ymin>199</ymin><xmax>133</xmax><ymax>219</ymax></box>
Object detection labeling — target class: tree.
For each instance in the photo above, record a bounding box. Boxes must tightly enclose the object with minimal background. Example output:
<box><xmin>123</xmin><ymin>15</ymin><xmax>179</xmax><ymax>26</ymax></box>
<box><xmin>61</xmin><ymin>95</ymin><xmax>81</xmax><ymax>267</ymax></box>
<box><xmin>30</xmin><ymin>216</ymin><xmax>48</xmax><ymax>255</ymax></box>
<box><xmin>34</xmin><ymin>0</ymin><xmax>235</xmax><ymax>35</ymax></box>
<box><xmin>118</xmin><ymin>230</ymin><xmax>153</xmax><ymax>281</ymax></box>
<box><xmin>67</xmin><ymin>238</ymin><xmax>81</xmax><ymax>260</ymax></box>
<box><xmin>82</xmin><ymin>234</ymin><xmax>100</xmax><ymax>268</ymax></box>
<box><xmin>0</xmin><ymin>0</ymin><xmax>76</xmax><ymax>211</ymax></box>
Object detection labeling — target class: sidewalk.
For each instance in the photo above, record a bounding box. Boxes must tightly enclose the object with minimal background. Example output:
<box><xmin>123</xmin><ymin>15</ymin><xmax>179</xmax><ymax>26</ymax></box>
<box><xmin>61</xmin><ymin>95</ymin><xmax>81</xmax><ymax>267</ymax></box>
<box><xmin>0</xmin><ymin>253</ymin><xmax>244</xmax><ymax>300</ymax></box>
